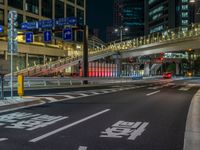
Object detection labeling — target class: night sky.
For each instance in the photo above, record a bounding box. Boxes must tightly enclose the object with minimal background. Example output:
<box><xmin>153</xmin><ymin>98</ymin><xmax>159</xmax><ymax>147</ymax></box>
<box><xmin>86</xmin><ymin>0</ymin><xmax>114</xmax><ymax>41</ymax></box>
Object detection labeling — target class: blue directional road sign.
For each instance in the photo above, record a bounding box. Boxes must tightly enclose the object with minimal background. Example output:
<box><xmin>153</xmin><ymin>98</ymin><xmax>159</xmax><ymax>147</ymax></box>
<box><xmin>63</xmin><ymin>28</ymin><xmax>72</xmax><ymax>41</ymax></box>
<box><xmin>43</xmin><ymin>31</ymin><xmax>52</xmax><ymax>42</ymax></box>
<box><xmin>0</xmin><ymin>25</ymin><xmax>3</xmax><ymax>32</ymax></box>
<box><xmin>25</xmin><ymin>32</ymin><xmax>33</xmax><ymax>43</ymax></box>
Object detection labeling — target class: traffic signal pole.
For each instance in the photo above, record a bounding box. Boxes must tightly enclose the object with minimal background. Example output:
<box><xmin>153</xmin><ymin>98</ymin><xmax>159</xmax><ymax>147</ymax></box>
<box><xmin>83</xmin><ymin>25</ymin><xmax>88</xmax><ymax>79</ymax></box>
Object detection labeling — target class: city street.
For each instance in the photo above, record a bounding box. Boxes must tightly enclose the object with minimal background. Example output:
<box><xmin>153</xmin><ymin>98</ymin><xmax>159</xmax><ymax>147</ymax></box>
<box><xmin>0</xmin><ymin>79</ymin><xmax>199</xmax><ymax>150</ymax></box>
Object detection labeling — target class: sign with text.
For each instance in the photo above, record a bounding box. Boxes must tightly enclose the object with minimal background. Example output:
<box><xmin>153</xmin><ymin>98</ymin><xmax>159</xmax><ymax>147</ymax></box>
<box><xmin>25</xmin><ymin>32</ymin><xmax>33</xmax><ymax>43</ymax></box>
<box><xmin>43</xmin><ymin>31</ymin><xmax>52</xmax><ymax>42</ymax></box>
<box><xmin>0</xmin><ymin>25</ymin><xmax>2</xmax><ymax>32</ymax></box>
<box><xmin>21</xmin><ymin>17</ymin><xmax>77</xmax><ymax>30</ymax></box>
<box><xmin>63</xmin><ymin>28</ymin><xmax>72</xmax><ymax>41</ymax></box>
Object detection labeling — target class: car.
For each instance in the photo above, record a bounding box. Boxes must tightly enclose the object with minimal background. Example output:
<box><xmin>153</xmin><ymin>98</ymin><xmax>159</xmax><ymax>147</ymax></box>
<box><xmin>132</xmin><ymin>74</ymin><xmax>143</xmax><ymax>80</ymax></box>
<box><xmin>162</xmin><ymin>72</ymin><xmax>172</xmax><ymax>79</ymax></box>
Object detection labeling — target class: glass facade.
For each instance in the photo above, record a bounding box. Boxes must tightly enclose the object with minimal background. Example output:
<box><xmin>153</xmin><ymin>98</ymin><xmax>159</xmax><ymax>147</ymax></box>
<box><xmin>42</xmin><ymin>0</ymin><xmax>52</xmax><ymax>18</ymax></box>
<box><xmin>25</xmin><ymin>0</ymin><xmax>39</xmax><ymax>15</ymax></box>
<box><xmin>77</xmin><ymin>9</ymin><xmax>84</xmax><ymax>26</ymax></box>
<box><xmin>55</xmin><ymin>0</ymin><xmax>64</xmax><ymax>18</ymax></box>
<box><xmin>17</xmin><ymin>14</ymin><xmax>23</xmax><ymax>28</ymax></box>
<box><xmin>26</xmin><ymin>16</ymin><xmax>38</xmax><ymax>22</ymax></box>
<box><xmin>122</xmin><ymin>0</ymin><xmax>144</xmax><ymax>38</ymax></box>
<box><xmin>66</xmin><ymin>4</ymin><xmax>75</xmax><ymax>17</ymax></box>
<box><xmin>0</xmin><ymin>9</ymin><xmax>4</xmax><ymax>25</ymax></box>
<box><xmin>68</xmin><ymin>0</ymin><xmax>75</xmax><ymax>3</ymax></box>
<box><xmin>8</xmin><ymin>0</ymin><xmax>23</xmax><ymax>10</ymax></box>
<box><xmin>77</xmin><ymin>0</ymin><xmax>84</xmax><ymax>7</ymax></box>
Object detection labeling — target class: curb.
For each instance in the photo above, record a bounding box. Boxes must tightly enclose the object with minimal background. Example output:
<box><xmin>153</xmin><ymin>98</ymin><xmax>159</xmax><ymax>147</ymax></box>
<box><xmin>0</xmin><ymin>98</ymin><xmax>44</xmax><ymax>113</ymax></box>
<box><xmin>183</xmin><ymin>89</ymin><xmax>200</xmax><ymax>150</ymax></box>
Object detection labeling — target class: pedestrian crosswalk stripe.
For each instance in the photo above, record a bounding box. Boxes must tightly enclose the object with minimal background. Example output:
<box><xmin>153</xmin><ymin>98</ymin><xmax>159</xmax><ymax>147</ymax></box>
<box><xmin>63</xmin><ymin>95</ymin><xmax>76</xmax><ymax>99</ymax></box>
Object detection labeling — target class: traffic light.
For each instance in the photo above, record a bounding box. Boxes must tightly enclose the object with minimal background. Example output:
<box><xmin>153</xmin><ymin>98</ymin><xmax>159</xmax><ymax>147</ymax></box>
<box><xmin>8</xmin><ymin>10</ymin><xmax>18</xmax><ymax>53</ymax></box>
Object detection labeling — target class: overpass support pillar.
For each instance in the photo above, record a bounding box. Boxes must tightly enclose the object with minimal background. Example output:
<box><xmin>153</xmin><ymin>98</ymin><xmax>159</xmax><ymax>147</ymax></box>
<box><xmin>176</xmin><ymin>63</ymin><xmax>180</xmax><ymax>75</ymax></box>
<box><xmin>25</xmin><ymin>53</ymin><xmax>29</xmax><ymax>68</ymax></box>
<box><xmin>4</xmin><ymin>51</ymin><xmax>7</xmax><ymax>60</ymax></box>
<box><xmin>115</xmin><ymin>54</ymin><xmax>121</xmax><ymax>77</ymax></box>
<box><xmin>43</xmin><ymin>55</ymin><xmax>46</xmax><ymax>65</ymax></box>
<box><xmin>144</xmin><ymin>63</ymin><xmax>150</xmax><ymax>76</ymax></box>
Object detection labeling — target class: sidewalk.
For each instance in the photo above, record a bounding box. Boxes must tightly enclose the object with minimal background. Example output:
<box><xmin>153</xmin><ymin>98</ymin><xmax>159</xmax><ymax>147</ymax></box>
<box><xmin>0</xmin><ymin>97</ymin><xmax>44</xmax><ymax>113</ymax></box>
<box><xmin>183</xmin><ymin>89</ymin><xmax>200</xmax><ymax>150</ymax></box>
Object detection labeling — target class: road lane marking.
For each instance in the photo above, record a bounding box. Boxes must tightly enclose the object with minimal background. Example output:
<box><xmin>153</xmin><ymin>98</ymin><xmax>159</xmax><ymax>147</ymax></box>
<box><xmin>79</xmin><ymin>93</ymin><xmax>89</xmax><ymax>97</ymax></box>
<box><xmin>63</xmin><ymin>95</ymin><xmax>76</xmax><ymax>99</ymax></box>
<box><xmin>146</xmin><ymin>90</ymin><xmax>160</xmax><ymax>96</ymax></box>
<box><xmin>45</xmin><ymin>97</ymin><xmax>58</xmax><ymax>102</ymax></box>
<box><xmin>147</xmin><ymin>86</ymin><xmax>162</xmax><ymax>90</ymax></box>
<box><xmin>29</xmin><ymin>109</ymin><xmax>110</xmax><ymax>143</ymax></box>
<box><xmin>0</xmin><ymin>138</ymin><xmax>8</xmax><ymax>142</ymax></box>
<box><xmin>90</xmin><ymin>92</ymin><xmax>100</xmax><ymax>95</ymax></box>
<box><xmin>78</xmin><ymin>146</ymin><xmax>88</xmax><ymax>150</ymax></box>
<box><xmin>179</xmin><ymin>87</ymin><xmax>191</xmax><ymax>91</ymax></box>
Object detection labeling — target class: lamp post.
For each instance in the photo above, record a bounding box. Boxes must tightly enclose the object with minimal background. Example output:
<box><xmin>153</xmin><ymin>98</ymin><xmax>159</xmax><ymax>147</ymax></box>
<box><xmin>114</xmin><ymin>26</ymin><xmax>128</xmax><ymax>42</ymax></box>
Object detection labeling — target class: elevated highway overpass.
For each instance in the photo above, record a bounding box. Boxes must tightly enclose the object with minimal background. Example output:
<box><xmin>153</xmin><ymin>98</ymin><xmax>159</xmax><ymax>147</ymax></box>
<box><xmin>4</xmin><ymin>23</ymin><xmax>200</xmax><ymax>76</ymax></box>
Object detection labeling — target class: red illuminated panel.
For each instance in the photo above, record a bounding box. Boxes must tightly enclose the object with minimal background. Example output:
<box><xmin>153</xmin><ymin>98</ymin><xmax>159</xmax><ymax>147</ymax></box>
<box><xmin>89</xmin><ymin>62</ymin><xmax>92</xmax><ymax>77</ymax></box>
<box><xmin>99</xmin><ymin>63</ymin><xmax>102</xmax><ymax>77</ymax></box>
<box><xmin>95</xmin><ymin>62</ymin><xmax>99</xmax><ymax>77</ymax></box>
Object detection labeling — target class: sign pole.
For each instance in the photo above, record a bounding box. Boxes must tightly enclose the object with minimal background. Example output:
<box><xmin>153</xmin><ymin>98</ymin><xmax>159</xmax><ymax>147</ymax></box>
<box><xmin>10</xmin><ymin>49</ymin><xmax>13</xmax><ymax>98</ymax></box>
<box><xmin>0</xmin><ymin>75</ymin><xmax>4</xmax><ymax>99</ymax></box>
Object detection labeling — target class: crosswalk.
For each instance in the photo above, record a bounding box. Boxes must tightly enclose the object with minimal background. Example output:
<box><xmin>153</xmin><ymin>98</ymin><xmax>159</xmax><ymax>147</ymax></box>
<box><xmin>33</xmin><ymin>82</ymin><xmax>198</xmax><ymax>103</ymax></box>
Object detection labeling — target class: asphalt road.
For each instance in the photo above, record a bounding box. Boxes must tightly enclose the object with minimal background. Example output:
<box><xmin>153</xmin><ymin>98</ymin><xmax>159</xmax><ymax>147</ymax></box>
<box><xmin>0</xmin><ymin>79</ymin><xmax>199</xmax><ymax>150</ymax></box>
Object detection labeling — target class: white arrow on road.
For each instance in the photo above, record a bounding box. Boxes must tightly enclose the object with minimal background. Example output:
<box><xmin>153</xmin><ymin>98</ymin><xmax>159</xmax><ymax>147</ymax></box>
<box><xmin>78</xmin><ymin>146</ymin><xmax>87</xmax><ymax>150</ymax></box>
<box><xmin>0</xmin><ymin>138</ymin><xmax>8</xmax><ymax>142</ymax></box>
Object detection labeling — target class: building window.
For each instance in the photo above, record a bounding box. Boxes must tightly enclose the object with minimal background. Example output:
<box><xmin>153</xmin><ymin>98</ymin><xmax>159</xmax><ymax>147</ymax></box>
<box><xmin>68</xmin><ymin>0</ymin><xmax>75</xmax><ymax>3</ymax></box>
<box><xmin>0</xmin><ymin>9</ymin><xmax>4</xmax><ymax>25</ymax></box>
<box><xmin>77</xmin><ymin>9</ymin><xmax>84</xmax><ymax>26</ymax></box>
<box><xmin>42</xmin><ymin>0</ymin><xmax>52</xmax><ymax>18</ymax></box>
<box><xmin>77</xmin><ymin>0</ymin><xmax>84</xmax><ymax>7</ymax></box>
<box><xmin>66</xmin><ymin>4</ymin><xmax>75</xmax><ymax>17</ymax></box>
<box><xmin>0</xmin><ymin>0</ymin><xmax>4</xmax><ymax>4</ymax></box>
<box><xmin>182</xmin><ymin>12</ymin><xmax>188</xmax><ymax>18</ymax></box>
<box><xmin>25</xmin><ymin>0</ymin><xmax>39</xmax><ymax>15</ymax></box>
<box><xmin>8</xmin><ymin>0</ymin><xmax>23</xmax><ymax>10</ymax></box>
<box><xmin>55</xmin><ymin>0</ymin><xmax>64</xmax><ymax>18</ymax></box>
<box><xmin>26</xmin><ymin>16</ymin><xmax>38</xmax><ymax>22</ymax></box>
<box><xmin>17</xmin><ymin>14</ymin><xmax>23</xmax><ymax>28</ymax></box>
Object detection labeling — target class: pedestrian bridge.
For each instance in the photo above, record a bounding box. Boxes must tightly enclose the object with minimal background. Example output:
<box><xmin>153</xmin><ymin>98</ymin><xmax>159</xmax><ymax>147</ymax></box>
<box><xmin>12</xmin><ymin>23</ymin><xmax>200</xmax><ymax>76</ymax></box>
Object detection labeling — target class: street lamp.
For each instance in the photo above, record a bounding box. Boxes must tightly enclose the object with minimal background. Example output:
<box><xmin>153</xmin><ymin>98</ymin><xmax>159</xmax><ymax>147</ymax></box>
<box><xmin>114</xmin><ymin>26</ymin><xmax>128</xmax><ymax>42</ymax></box>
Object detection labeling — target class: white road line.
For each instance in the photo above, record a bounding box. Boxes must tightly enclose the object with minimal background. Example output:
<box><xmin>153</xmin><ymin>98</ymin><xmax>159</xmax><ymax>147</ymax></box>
<box><xmin>63</xmin><ymin>95</ymin><xmax>76</xmax><ymax>99</ymax></box>
<box><xmin>78</xmin><ymin>146</ymin><xmax>88</xmax><ymax>150</ymax></box>
<box><xmin>45</xmin><ymin>97</ymin><xmax>58</xmax><ymax>102</ymax></box>
<box><xmin>179</xmin><ymin>87</ymin><xmax>191</xmax><ymax>91</ymax></box>
<box><xmin>90</xmin><ymin>92</ymin><xmax>100</xmax><ymax>95</ymax></box>
<box><xmin>79</xmin><ymin>93</ymin><xmax>89</xmax><ymax>97</ymax></box>
<box><xmin>146</xmin><ymin>90</ymin><xmax>160</xmax><ymax>96</ymax></box>
<box><xmin>29</xmin><ymin>109</ymin><xmax>110</xmax><ymax>143</ymax></box>
<box><xmin>147</xmin><ymin>86</ymin><xmax>162</xmax><ymax>90</ymax></box>
<box><xmin>0</xmin><ymin>138</ymin><xmax>8</xmax><ymax>142</ymax></box>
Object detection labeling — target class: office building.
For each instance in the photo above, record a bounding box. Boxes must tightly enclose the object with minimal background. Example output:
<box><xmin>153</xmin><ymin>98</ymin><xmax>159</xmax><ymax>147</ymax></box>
<box><xmin>0</xmin><ymin>0</ymin><xmax>86</xmax><ymax>71</ymax></box>
<box><xmin>122</xmin><ymin>0</ymin><xmax>144</xmax><ymax>39</ymax></box>
<box><xmin>145</xmin><ymin>0</ymin><xmax>199</xmax><ymax>34</ymax></box>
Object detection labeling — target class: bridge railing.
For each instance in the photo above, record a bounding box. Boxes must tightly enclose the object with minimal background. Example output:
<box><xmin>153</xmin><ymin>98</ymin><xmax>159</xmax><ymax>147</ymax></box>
<box><xmin>107</xmin><ymin>23</ymin><xmax>200</xmax><ymax>52</ymax></box>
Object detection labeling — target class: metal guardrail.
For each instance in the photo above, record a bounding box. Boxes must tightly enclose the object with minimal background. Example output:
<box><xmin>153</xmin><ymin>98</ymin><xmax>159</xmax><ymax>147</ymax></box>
<box><xmin>2</xmin><ymin>77</ymin><xmax>135</xmax><ymax>89</ymax></box>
